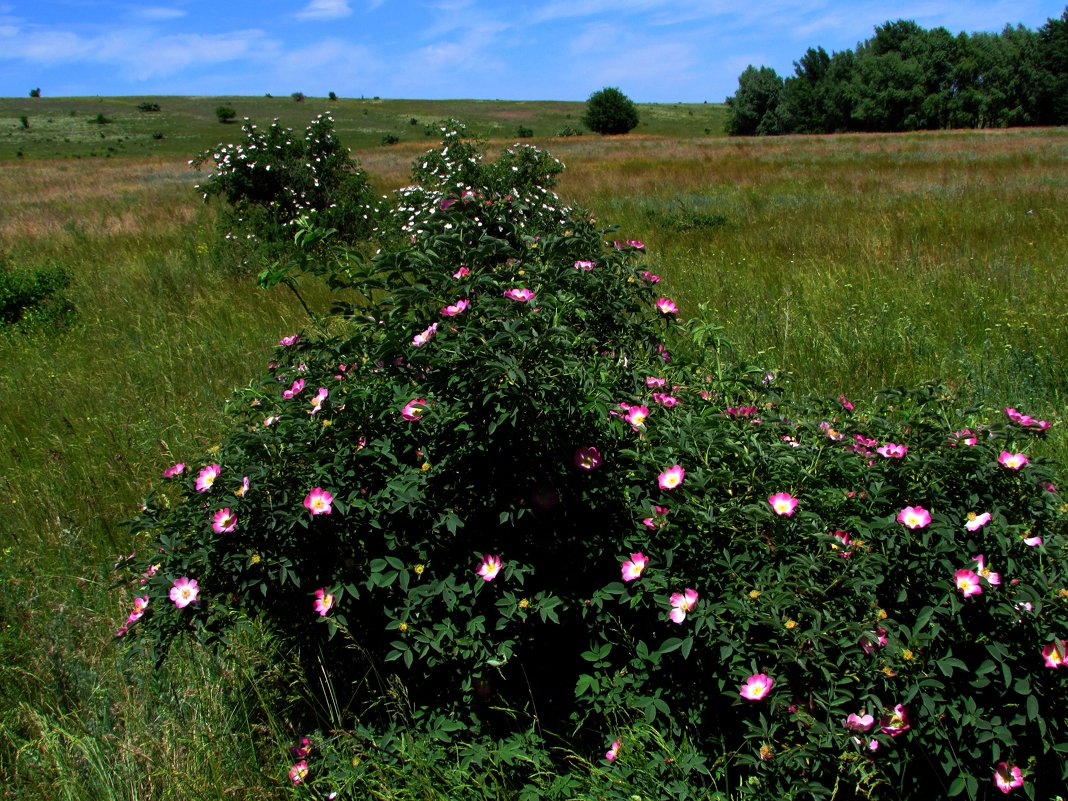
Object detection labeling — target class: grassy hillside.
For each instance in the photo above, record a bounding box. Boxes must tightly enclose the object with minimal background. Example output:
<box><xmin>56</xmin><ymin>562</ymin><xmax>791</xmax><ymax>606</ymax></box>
<box><xmin>0</xmin><ymin>94</ymin><xmax>729</xmax><ymax>160</ymax></box>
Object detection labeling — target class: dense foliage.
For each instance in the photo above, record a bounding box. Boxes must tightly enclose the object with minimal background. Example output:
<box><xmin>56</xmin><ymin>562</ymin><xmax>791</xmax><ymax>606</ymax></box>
<box><xmin>727</xmin><ymin>10</ymin><xmax>1068</xmax><ymax>134</ymax></box>
<box><xmin>0</xmin><ymin>254</ymin><xmax>73</xmax><ymax>329</ymax></box>
<box><xmin>191</xmin><ymin>112</ymin><xmax>375</xmax><ymax>261</ymax></box>
<box><xmin>583</xmin><ymin>87</ymin><xmax>640</xmax><ymax>135</ymax></box>
<box><xmin>118</xmin><ymin>125</ymin><xmax>1068</xmax><ymax>800</ymax></box>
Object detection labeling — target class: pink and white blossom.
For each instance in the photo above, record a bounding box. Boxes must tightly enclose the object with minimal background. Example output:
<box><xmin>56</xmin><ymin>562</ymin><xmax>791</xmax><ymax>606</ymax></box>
<box><xmin>401</xmin><ymin>398</ymin><xmax>428</xmax><ymax>421</ymax></box>
<box><xmin>998</xmin><ymin>451</ymin><xmax>1029</xmax><ymax>470</ymax></box>
<box><xmin>289</xmin><ymin>760</ymin><xmax>309</xmax><ymax>784</ymax></box>
<box><xmin>965</xmin><ymin>511</ymin><xmax>991</xmax><ymax>531</ymax></box>
<box><xmin>621</xmin><ymin>552</ymin><xmax>649</xmax><ymax>581</ymax></box>
<box><xmin>605</xmin><ymin>738</ymin><xmax>621</xmax><ymax>761</ymax></box>
<box><xmin>955</xmin><ymin>569</ymin><xmax>983</xmax><ymax>597</ymax></box>
<box><xmin>623</xmin><ymin>404</ymin><xmax>649</xmax><ymax>430</ymax></box>
<box><xmin>843</xmin><ymin>713</ymin><xmax>874</xmax><ymax>732</ymax></box>
<box><xmin>658</xmin><ymin>465</ymin><xmax>685</xmax><ymax>491</ymax></box>
<box><xmin>195</xmin><ymin>464</ymin><xmax>220</xmax><ymax>492</ymax></box>
<box><xmin>1043</xmin><ymin>639</ymin><xmax>1067</xmax><ymax>669</ymax></box>
<box><xmin>503</xmin><ymin>288</ymin><xmax>535</xmax><ymax>302</ymax></box>
<box><xmin>879</xmin><ymin>704</ymin><xmax>910</xmax><ymax>737</ymax></box>
<box><xmin>669</xmin><ymin>588</ymin><xmax>698</xmax><ymax>623</ymax></box>
<box><xmin>973</xmin><ymin>554</ymin><xmax>1001</xmax><ymax>586</ymax></box>
<box><xmin>282</xmin><ymin>378</ymin><xmax>305</xmax><ymax>399</ymax></box>
<box><xmin>993</xmin><ymin>762</ymin><xmax>1024</xmax><ymax>794</ymax></box>
<box><xmin>163</xmin><ymin>462</ymin><xmax>186</xmax><ymax>478</ymax></box>
<box><xmin>441</xmin><ymin>299</ymin><xmax>469</xmax><ymax>316</ymax></box>
<box><xmin>897</xmin><ymin>505</ymin><xmax>931</xmax><ymax>529</ymax></box>
<box><xmin>313</xmin><ymin>588</ymin><xmax>335</xmax><ymax>616</ymax></box>
<box><xmin>212</xmin><ymin>507</ymin><xmax>237</xmax><ymax>533</ymax></box>
<box><xmin>169</xmin><ymin>576</ymin><xmax>199</xmax><ymax>608</ymax></box>
<box><xmin>656</xmin><ymin>297</ymin><xmax>678</xmax><ymax>315</ymax></box>
<box><xmin>412</xmin><ymin>323</ymin><xmax>438</xmax><ymax>347</ymax></box>
<box><xmin>477</xmin><ymin>554</ymin><xmax>502</xmax><ymax>582</ymax></box>
<box><xmin>877</xmin><ymin>442</ymin><xmax>908</xmax><ymax>459</ymax></box>
<box><xmin>308</xmin><ymin>386</ymin><xmax>328</xmax><ymax>415</ymax></box>
<box><xmin>303</xmin><ymin>487</ymin><xmax>334</xmax><ymax>516</ymax></box>
<box><xmin>739</xmin><ymin>673</ymin><xmax>774</xmax><ymax>701</ymax></box>
<box><xmin>769</xmin><ymin>492</ymin><xmax>798</xmax><ymax>517</ymax></box>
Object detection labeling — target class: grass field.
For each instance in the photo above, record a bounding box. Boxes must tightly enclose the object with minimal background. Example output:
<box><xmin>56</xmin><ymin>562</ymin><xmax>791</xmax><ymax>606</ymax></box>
<box><xmin>0</xmin><ymin>94</ymin><xmax>728</xmax><ymax>160</ymax></box>
<box><xmin>1</xmin><ymin>96</ymin><xmax>1066</xmax><ymax>799</ymax></box>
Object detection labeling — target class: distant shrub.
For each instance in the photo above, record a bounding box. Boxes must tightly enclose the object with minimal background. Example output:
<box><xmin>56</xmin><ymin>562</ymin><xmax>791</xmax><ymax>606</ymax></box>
<box><xmin>291</xmin><ymin>92</ymin><xmax>306</xmax><ymax>103</ymax></box>
<box><xmin>328</xmin><ymin>91</ymin><xmax>338</xmax><ymax>101</ymax></box>
<box><xmin>556</xmin><ymin>125</ymin><xmax>583</xmax><ymax>137</ymax></box>
<box><xmin>583</xmin><ymin>86</ymin><xmax>640</xmax><ymax>135</ymax></box>
<box><xmin>151</xmin><ymin>131</ymin><xmax>164</xmax><ymax>140</ymax></box>
<box><xmin>137</xmin><ymin>102</ymin><xmax>161</xmax><ymax>112</ymax></box>
<box><xmin>0</xmin><ymin>256</ymin><xmax>74</xmax><ymax>330</ymax></box>
<box><xmin>215</xmin><ymin>106</ymin><xmax>237</xmax><ymax>124</ymax></box>
<box><xmin>29</xmin><ymin>88</ymin><xmax>40</xmax><ymax>98</ymax></box>
<box><xmin>381</xmin><ymin>133</ymin><xmax>400</xmax><ymax>145</ymax></box>
<box><xmin>90</xmin><ymin>113</ymin><xmax>110</xmax><ymax>125</ymax></box>
<box><xmin>19</xmin><ymin>116</ymin><xmax>28</xmax><ymax>130</ymax></box>
<box><xmin>516</xmin><ymin>125</ymin><xmax>534</xmax><ymax>138</ymax></box>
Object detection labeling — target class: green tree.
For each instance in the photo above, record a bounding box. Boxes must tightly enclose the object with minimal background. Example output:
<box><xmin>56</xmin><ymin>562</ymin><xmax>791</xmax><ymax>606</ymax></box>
<box><xmin>781</xmin><ymin>47</ymin><xmax>832</xmax><ymax>133</ymax></box>
<box><xmin>726</xmin><ymin>65</ymin><xmax>788</xmax><ymax>135</ymax></box>
<box><xmin>582</xmin><ymin>86</ymin><xmax>639</xmax><ymax>135</ymax></box>
<box><xmin>215</xmin><ymin>105</ymin><xmax>237</xmax><ymax>124</ymax></box>
<box><xmin>1036</xmin><ymin>8</ymin><xmax>1068</xmax><ymax>124</ymax></box>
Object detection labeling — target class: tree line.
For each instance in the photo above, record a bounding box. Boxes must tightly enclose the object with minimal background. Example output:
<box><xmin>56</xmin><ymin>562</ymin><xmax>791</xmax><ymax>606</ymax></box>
<box><xmin>727</xmin><ymin>9</ymin><xmax>1068</xmax><ymax>135</ymax></box>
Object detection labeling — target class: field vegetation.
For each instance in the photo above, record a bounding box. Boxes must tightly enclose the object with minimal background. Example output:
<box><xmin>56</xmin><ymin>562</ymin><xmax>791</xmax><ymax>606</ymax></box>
<box><xmin>0</xmin><ymin>96</ymin><xmax>1065</xmax><ymax>800</ymax></box>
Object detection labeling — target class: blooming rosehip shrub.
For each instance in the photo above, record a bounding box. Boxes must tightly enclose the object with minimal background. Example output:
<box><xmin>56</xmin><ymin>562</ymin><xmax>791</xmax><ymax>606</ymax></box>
<box><xmin>121</xmin><ymin>128</ymin><xmax>1068</xmax><ymax>800</ymax></box>
<box><xmin>191</xmin><ymin>112</ymin><xmax>375</xmax><ymax>259</ymax></box>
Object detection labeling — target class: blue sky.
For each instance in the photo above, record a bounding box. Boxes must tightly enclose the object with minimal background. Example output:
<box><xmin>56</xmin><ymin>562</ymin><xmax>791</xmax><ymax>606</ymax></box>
<box><xmin>1</xmin><ymin>1</ymin><xmax>1064</xmax><ymax>102</ymax></box>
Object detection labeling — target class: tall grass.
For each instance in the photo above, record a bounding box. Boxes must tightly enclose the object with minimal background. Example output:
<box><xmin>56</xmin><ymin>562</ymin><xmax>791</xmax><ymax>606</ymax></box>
<box><xmin>1</xmin><ymin>124</ymin><xmax>1066</xmax><ymax>798</ymax></box>
<box><xmin>556</xmin><ymin>129</ymin><xmax>1068</xmax><ymax>461</ymax></box>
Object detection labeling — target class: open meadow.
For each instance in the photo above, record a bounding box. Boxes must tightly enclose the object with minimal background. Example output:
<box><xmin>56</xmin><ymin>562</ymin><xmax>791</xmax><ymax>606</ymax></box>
<box><xmin>1</xmin><ymin>97</ymin><xmax>1066</xmax><ymax>799</ymax></box>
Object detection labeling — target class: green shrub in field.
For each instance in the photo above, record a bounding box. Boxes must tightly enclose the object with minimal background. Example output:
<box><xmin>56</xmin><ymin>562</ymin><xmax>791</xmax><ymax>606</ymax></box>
<box><xmin>583</xmin><ymin>86</ymin><xmax>640</xmax><ymax>135</ymax></box>
<box><xmin>0</xmin><ymin>256</ymin><xmax>74</xmax><ymax>330</ymax></box>
<box><xmin>215</xmin><ymin>105</ymin><xmax>237</xmax><ymax>124</ymax></box>
<box><xmin>121</xmin><ymin>126</ymin><xmax>1068</xmax><ymax>800</ymax></box>
<box><xmin>191</xmin><ymin>112</ymin><xmax>375</xmax><ymax>263</ymax></box>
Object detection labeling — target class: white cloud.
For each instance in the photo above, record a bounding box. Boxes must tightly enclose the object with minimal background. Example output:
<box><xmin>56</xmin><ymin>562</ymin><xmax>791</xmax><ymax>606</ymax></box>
<box><xmin>0</xmin><ymin>24</ymin><xmax>280</xmax><ymax>79</ymax></box>
<box><xmin>130</xmin><ymin>6</ymin><xmax>187</xmax><ymax>21</ymax></box>
<box><xmin>295</xmin><ymin>0</ymin><xmax>353</xmax><ymax>21</ymax></box>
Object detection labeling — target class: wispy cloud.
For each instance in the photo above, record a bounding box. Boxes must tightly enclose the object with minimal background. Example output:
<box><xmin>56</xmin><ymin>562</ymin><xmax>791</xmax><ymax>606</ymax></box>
<box><xmin>0</xmin><ymin>24</ymin><xmax>279</xmax><ymax>79</ymax></box>
<box><xmin>130</xmin><ymin>6</ymin><xmax>187</xmax><ymax>21</ymax></box>
<box><xmin>295</xmin><ymin>0</ymin><xmax>353</xmax><ymax>21</ymax></box>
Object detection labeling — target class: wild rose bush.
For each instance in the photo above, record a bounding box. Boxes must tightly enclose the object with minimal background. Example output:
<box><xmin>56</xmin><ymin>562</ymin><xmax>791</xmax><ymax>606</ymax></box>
<box><xmin>120</xmin><ymin>127</ymin><xmax>1067</xmax><ymax>800</ymax></box>
<box><xmin>191</xmin><ymin>112</ymin><xmax>375</xmax><ymax>259</ymax></box>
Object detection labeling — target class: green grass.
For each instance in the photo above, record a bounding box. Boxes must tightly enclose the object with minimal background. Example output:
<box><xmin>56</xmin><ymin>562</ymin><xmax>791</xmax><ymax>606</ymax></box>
<box><xmin>0</xmin><ymin>97</ymin><xmax>1065</xmax><ymax>798</ymax></box>
<box><xmin>0</xmin><ymin>95</ymin><xmax>730</xmax><ymax>160</ymax></box>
